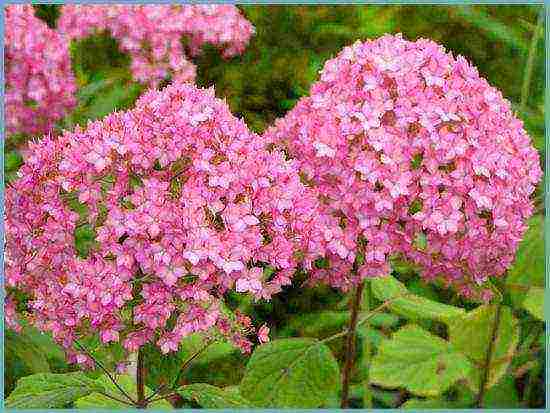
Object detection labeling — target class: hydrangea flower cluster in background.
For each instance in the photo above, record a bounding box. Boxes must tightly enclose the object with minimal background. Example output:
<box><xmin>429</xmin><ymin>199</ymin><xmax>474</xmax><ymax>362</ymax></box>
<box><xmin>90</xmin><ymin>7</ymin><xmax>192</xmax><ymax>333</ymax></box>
<box><xmin>5</xmin><ymin>83</ymin><xmax>336</xmax><ymax>362</ymax></box>
<box><xmin>264</xmin><ymin>34</ymin><xmax>542</xmax><ymax>298</ymax></box>
<box><xmin>5</xmin><ymin>5</ymin><xmax>77</xmax><ymax>139</ymax></box>
<box><xmin>58</xmin><ymin>4</ymin><xmax>255</xmax><ymax>87</ymax></box>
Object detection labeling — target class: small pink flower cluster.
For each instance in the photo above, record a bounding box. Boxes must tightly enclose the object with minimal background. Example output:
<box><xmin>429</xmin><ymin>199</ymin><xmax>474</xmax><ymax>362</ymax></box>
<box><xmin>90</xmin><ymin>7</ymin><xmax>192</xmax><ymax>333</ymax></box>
<box><xmin>264</xmin><ymin>34</ymin><xmax>542</xmax><ymax>297</ymax></box>
<box><xmin>5</xmin><ymin>5</ymin><xmax>77</xmax><ymax>139</ymax></box>
<box><xmin>5</xmin><ymin>83</ymin><xmax>331</xmax><ymax>358</ymax></box>
<box><xmin>58</xmin><ymin>5</ymin><xmax>254</xmax><ymax>87</ymax></box>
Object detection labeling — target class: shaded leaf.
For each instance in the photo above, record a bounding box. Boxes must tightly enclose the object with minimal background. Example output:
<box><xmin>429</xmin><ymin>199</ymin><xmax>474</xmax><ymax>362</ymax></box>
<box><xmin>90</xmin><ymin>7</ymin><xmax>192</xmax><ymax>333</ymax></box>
<box><xmin>370</xmin><ymin>325</ymin><xmax>471</xmax><ymax>397</ymax></box>
<box><xmin>177</xmin><ymin>383</ymin><xmax>250</xmax><ymax>408</ymax></box>
<box><xmin>506</xmin><ymin>215</ymin><xmax>544</xmax><ymax>307</ymax></box>
<box><xmin>522</xmin><ymin>287</ymin><xmax>544</xmax><ymax>320</ymax></box>
<box><xmin>6</xmin><ymin>372</ymin><xmax>103</xmax><ymax>408</ymax></box>
<box><xmin>371</xmin><ymin>275</ymin><xmax>465</xmax><ymax>323</ymax></box>
<box><xmin>75</xmin><ymin>374</ymin><xmax>172</xmax><ymax>409</ymax></box>
<box><xmin>448</xmin><ymin>304</ymin><xmax>519</xmax><ymax>390</ymax></box>
<box><xmin>241</xmin><ymin>338</ymin><xmax>340</xmax><ymax>407</ymax></box>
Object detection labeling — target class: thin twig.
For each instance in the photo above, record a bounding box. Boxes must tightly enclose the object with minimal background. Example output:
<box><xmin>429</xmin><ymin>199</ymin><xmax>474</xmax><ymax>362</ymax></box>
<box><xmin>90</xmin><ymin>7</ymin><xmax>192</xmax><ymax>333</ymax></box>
<box><xmin>147</xmin><ymin>392</ymin><xmax>179</xmax><ymax>404</ymax></box>
<box><xmin>97</xmin><ymin>390</ymin><xmax>135</xmax><ymax>406</ymax></box>
<box><xmin>74</xmin><ymin>339</ymin><xmax>136</xmax><ymax>405</ymax></box>
<box><xmin>144</xmin><ymin>341</ymin><xmax>213</xmax><ymax>403</ymax></box>
<box><xmin>319</xmin><ymin>291</ymin><xmax>413</xmax><ymax>345</ymax></box>
<box><xmin>340</xmin><ymin>281</ymin><xmax>365</xmax><ymax>408</ymax></box>
<box><xmin>475</xmin><ymin>303</ymin><xmax>503</xmax><ymax>408</ymax></box>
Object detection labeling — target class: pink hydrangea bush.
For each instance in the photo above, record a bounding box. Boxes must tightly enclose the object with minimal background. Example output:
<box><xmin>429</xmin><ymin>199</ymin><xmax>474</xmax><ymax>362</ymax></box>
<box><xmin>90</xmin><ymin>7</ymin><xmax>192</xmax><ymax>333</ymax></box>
<box><xmin>5</xmin><ymin>5</ymin><xmax>77</xmax><ymax>139</ymax></box>
<box><xmin>5</xmin><ymin>82</ymin><xmax>334</xmax><ymax>364</ymax></box>
<box><xmin>57</xmin><ymin>5</ymin><xmax>255</xmax><ymax>88</ymax></box>
<box><xmin>264</xmin><ymin>34</ymin><xmax>542</xmax><ymax>298</ymax></box>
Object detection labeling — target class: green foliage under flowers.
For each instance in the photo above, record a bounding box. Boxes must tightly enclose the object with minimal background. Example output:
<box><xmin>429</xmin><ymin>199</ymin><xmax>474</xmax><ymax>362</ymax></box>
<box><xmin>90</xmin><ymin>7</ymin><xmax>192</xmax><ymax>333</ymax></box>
<box><xmin>6</xmin><ymin>4</ymin><xmax>545</xmax><ymax>409</ymax></box>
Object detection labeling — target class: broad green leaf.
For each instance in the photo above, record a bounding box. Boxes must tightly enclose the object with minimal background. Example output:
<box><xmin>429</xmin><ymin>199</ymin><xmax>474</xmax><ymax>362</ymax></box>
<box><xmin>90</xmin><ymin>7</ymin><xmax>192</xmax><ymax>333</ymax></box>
<box><xmin>75</xmin><ymin>374</ymin><xmax>172</xmax><ymax>409</ymax></box>
<box><xmin>6</xmin><ymin>372</ymin><xmax>104</xmax><ymax>408</ymax></box>
<box><xmin>6</xmin><ymin>330</ymin><xmax>50</xmax><ymax>374</ymax></box>
<box><xmin>522</xmin><ymin>287</ymin><xmax>544</xmax><ymax>320</ymax></box>
<box><xmin>241</xmin><ymin>338</ymin><xmax>340</xmax><ymax>408</ymax></box>
<box><xmin>506</xmin><ymin>215</ymin><xmax>544</xmax><ymax>307</ymax></box>
<box><xmin>482</xmin><ymin>374</ymin><xmax>521</xmax><ymax>408</ymax></box>
<box><xmin>177</xmin><ymin>383</ymin><xmax>250</xmax><ymax>408</ymax></box>
<box><xmin>448</xmin><ymin>304</ymin><xmax>519</xmax><ymax>390</ymax></box>
<box><xmin>401</xmin><ymin>398</ymin><xmax>470</xmax><ymax>409</ymax></box>
<box><xmin>371</xmin><ymin>275</ymin><xmax>465</xmax><ymax>323</ymax></box>
<box><xmin>369</xmin><ymin>325</ymin><xmax>471</xmax><ymax>397</ymax></box>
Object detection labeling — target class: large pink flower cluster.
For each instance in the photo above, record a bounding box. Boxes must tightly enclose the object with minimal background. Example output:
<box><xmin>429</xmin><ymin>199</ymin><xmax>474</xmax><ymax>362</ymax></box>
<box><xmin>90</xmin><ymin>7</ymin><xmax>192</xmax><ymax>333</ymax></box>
<box><xmin>58</xmin><ymin>5</ymin><xmax>254</xmax><ymax>87</ymax></box>
<box><xmin>5</xmin><ymin>5</ymin><xmax>77</xmax><ymax>139</ymax></box>
<box><xmin>264</xmin><ymin>34</ymin><xmax>542</xmax><ymax>297</ymax></box>
<box><xmin>5</xmin><ymin>83</ymin><xmax>332</xmax><ymax>360</ymax></box>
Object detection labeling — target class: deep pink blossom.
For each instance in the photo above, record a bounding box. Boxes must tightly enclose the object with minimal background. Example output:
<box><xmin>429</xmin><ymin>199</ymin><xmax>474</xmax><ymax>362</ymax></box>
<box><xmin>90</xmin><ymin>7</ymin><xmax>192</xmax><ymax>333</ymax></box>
<box><xmin>5</xmin><ymin>82</ymin><xmax>333</xmax><ymax>360</ymax></box>
<box><xmin>58</xmin><ymin>5</ymin><xmax>254</xmax><ymax>87</ymax></box>
<box><xmin>263</xmin><ymin>34</ymin><xmax>542</xmax><ymax>298</ymax></box>
<box><xmin>5</xmin><ymin>5</ymin><xmax>77</xmax><ymax>139</ymax></box>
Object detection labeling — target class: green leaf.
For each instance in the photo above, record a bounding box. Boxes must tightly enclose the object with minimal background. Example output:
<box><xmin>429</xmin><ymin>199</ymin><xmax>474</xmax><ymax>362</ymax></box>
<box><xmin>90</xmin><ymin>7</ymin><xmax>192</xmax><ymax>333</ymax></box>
<box><xmin>369</xmin><ymin>325</ymin><xmax>472</xmax><ymax>397</ymax></box>
<box><xmin>371</xmin><ymin>275</ymin><xmax>465</xmax><ymax>323</ymax></box>
<box><xmin>177</xmin><ymin>383</ymin><xmax>250</xmax><ymax>408</ymax></box>
<box><xmin>401</xmin><ymin>398</ymin><xmax>470</xmax><ymax>409</ymax></box>
<box><xmin>6</xmin><ymin>372</ymin><xmax>104</xmax><ymax>408</ymax></box>
<box><xmin>6</xmin><ymin>330</ymin><xmax>51</xmax><ymax>375</ymax></box>
<box><xmin>482</xmin><ymin>374</ymin><xmax>521</xmax><ymax>408</ymax></box>
<box><xmin>448</xmin><ymin>304</ymin><xmax>519</xmax><ymax>390</ymax></box>
<box><xmin>522</xmin><ymin>287</ymin><xmax>544</xmax><ymax>320</ymax></box>
<box><xmin>506</xmin><ymin>215</ymin><xmax>544</xmax><ymax>307</ymax></box>
<box><xmin>240</xmin><ymin>338</ymin><xmax>340</xmax><ymax>408</ymax></box>
<box><xmin>75</xmin><ymin>374</ymin><xmax>172</xmax><ymax>409</ymax></box>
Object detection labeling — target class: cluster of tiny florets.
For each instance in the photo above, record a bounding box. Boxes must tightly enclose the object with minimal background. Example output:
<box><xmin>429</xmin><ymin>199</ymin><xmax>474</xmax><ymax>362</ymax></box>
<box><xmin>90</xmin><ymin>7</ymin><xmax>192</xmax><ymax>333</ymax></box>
<box><xmin>5</xmin><ymin>5</ymin><xmax>77</xmax><ymax>139</ymax></box>
<box><xmin>58</xmin><ymin>4</ymin><xmax>255</xmax><ymax>88</ymax></box>
<box><xmin>5</xmin><ymin>83</ymin><xmax>332</xmax><ymax>360</ymax></box>
<box><xmin>264</xmin><ymin>34</ymin><xmax>542</xmax><ymax>298</ymax></box>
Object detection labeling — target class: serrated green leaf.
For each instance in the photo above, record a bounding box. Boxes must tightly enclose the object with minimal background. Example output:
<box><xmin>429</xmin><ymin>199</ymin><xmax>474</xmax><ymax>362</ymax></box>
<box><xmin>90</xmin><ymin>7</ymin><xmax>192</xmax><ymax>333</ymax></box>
<box><xmin>448</xmin><ymin>304</ymin><xmax>519</xmax><ymax>391</ymax></box>
<box><xmin>370</xmin><ymin>325</ymin><xmax>472</xmax><ymax>397</ymax></box>
<box><xmin>6</xmin><ymin>372</ymin><xmax>104</xmax><ymax>408</ymax></box>
<box><xmin>241</xmin><ymin>338</ymin><xmax>340</xmax><ymax>408</ymax></box>
<box><xmin>75</xmin><ymin>374</ymin><xmax>172</xmax><ymax>409</ymax></box>
<box><xmin>522</xmin><ymin>287</ymin><xmax>544</xmax><ymax>320</ymax></box>
<box><xmin>177</xmin><ymin>383</ymin><xmax>250</xmax><ymax>408</ymax></box>
<box><xmin>371</xmin><ymin>275</ymin><xmax>465</xmax><ymax>323</ymax></box>
<box><xmin>506</xmin><ymin>215</ymin><xmax>544</xmax><ymax>307</ymax></box>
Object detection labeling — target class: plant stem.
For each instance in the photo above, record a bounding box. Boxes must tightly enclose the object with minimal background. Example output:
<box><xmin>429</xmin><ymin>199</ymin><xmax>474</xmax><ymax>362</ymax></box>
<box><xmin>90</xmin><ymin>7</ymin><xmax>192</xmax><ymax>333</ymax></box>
<box><xmin>74</xmin><ymin>339</ymin><xmax>136</xmax><ymax>405</ymax></box>
<box><xmin>340</xmin><ymin>281</ymin><xmax>365</xmax><ymax>408</ymax></box>
<box><xmin>475</xmin><ymin>302</ymin><xmax>502</xmax><ymax>408</ymax></box>
<box><xmin>520</xmin><ymin>7</ymin><xmax>544</xmax><ymax>113</ymax></box>
<box><xmin>362</xmin><ymin>280</ymin><xmax>373</xmax><ymax>409</ymax></box>
<box><xmin>136</xmin><ymin>346</ymin><xmax>146</xmax><ymax>408</ymax></box>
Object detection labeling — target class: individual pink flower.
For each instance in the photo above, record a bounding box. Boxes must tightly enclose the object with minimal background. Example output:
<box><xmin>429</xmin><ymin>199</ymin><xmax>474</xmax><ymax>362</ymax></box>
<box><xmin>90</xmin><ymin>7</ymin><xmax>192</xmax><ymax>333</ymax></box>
<box><xmin>257</xmin><ymin>324</ymin><xmax>270</xmax><ymax>344</ymax></box>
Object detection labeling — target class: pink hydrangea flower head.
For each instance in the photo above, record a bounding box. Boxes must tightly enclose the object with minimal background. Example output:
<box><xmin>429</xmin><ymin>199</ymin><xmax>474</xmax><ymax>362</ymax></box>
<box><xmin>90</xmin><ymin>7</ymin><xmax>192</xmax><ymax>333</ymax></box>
<box><xmin>5</xmin><ymin>82</ymin><xmax>331</xmax><ymax>360</ymax></box>
<box><xmin>263</xmin><ymin>34</ymin><xmax>542</xmax><ymax>298</ymax></box>
<box><xmin>5</xmin><ymin>5</ymin><xmax>77</xmax><ymax>139</ymax></box>
<box><xmin>57</xmin><ymin>5</ymin><xmax>255</xmax><ymax>88</ymax></box>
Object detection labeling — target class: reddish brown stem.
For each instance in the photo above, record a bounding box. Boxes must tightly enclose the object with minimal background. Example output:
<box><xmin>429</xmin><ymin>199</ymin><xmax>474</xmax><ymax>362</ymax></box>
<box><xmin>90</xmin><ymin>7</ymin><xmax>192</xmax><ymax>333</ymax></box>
<box><xmin>340</xmin><ymin>281</ymin><xmax>365</xmax><ymax>408</ymax></box>
<box><xmin>136</xmin><ymin>347</ymin><xmax>146</xmax><ymax>408</ymax></box>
